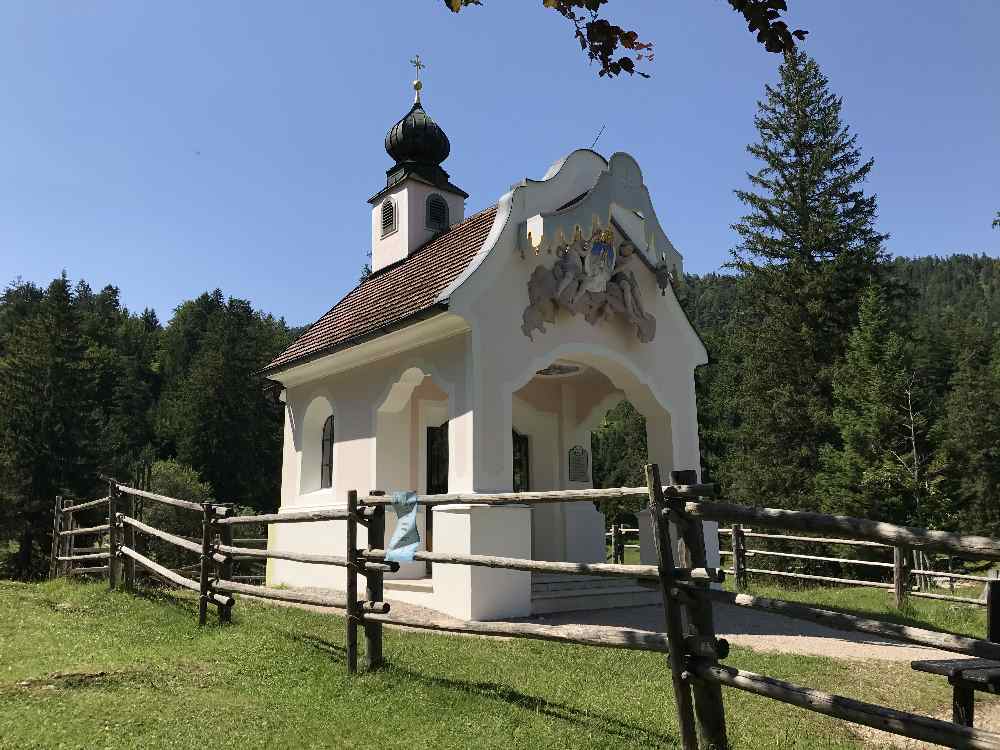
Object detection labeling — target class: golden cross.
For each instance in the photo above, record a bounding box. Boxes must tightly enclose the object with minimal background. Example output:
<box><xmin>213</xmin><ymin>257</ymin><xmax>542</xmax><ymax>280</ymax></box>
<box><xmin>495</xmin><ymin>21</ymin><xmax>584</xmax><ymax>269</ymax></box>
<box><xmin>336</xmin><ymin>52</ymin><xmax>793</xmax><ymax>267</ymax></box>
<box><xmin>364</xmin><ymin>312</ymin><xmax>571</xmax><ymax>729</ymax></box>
<box><xmin>410</xmin><ymin>55</ymin><xmax>425</xmax><ymax>102</ymax></box>
<box><xmin>410</xmin><ymin>54</ymin><xmax>425</xmax><ymax>80</ymax></box>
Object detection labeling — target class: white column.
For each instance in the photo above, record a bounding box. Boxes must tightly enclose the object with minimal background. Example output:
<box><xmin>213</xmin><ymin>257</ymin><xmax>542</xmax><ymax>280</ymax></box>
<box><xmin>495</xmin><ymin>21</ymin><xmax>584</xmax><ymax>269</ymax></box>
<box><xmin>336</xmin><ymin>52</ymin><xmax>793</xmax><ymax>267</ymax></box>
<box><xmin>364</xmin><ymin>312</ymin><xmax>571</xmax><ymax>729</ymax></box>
<box><xmin>432</xmin><ymin>504</ymin><xmax>532</xmax><ymax>620</ymax></box>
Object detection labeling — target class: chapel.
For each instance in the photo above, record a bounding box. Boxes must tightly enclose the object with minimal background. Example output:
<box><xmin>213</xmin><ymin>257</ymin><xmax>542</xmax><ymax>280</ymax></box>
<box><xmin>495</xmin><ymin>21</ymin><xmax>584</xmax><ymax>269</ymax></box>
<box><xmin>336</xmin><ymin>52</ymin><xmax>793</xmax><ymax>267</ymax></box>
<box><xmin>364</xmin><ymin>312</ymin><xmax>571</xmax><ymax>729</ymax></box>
<box><xmin>260</xmin><ymin>67</ymin><xmax>716</xmax><ymax>621</ymax></box>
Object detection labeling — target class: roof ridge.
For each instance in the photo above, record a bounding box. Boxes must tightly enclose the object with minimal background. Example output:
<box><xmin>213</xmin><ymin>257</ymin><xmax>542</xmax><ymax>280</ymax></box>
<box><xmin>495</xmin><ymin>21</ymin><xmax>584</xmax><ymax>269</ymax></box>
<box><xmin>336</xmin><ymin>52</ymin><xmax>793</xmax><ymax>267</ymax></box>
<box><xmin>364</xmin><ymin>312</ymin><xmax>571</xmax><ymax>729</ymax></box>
<box><xmin>264</xmin><ymin>204</ymin><xmax>498</xmax><ymax>375</ymax></box>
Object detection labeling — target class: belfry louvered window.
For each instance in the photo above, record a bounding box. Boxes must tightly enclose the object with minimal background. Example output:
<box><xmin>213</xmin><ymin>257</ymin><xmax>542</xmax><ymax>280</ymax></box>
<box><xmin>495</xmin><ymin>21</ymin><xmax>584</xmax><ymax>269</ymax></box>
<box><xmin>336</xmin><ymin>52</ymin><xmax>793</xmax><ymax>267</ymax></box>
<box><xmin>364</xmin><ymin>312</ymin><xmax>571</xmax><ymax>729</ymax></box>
<box><xmin>426</xmin><ymin>194</ymin><xmax>449</xmax><ymax>231</ymax></box>
<box><xmin>381</xmin><ymin>199</ymin><xmax>396</xmax><ymax>237</ymax></box>
<box><xmin>320</xmin><ymin>415</ymin><xmax>334</xmax><ymax>489</ymax></box>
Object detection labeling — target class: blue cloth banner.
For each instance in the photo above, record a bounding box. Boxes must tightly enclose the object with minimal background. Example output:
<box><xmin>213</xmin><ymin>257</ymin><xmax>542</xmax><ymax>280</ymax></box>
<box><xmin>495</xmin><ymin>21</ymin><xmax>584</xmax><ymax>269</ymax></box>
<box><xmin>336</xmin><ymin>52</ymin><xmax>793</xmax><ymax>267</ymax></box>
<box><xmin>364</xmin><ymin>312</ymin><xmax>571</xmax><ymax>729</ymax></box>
<box><xmin>385</xmin><ymin>490</ymin><xmax>420</xmax><ymax>562</ymax></box>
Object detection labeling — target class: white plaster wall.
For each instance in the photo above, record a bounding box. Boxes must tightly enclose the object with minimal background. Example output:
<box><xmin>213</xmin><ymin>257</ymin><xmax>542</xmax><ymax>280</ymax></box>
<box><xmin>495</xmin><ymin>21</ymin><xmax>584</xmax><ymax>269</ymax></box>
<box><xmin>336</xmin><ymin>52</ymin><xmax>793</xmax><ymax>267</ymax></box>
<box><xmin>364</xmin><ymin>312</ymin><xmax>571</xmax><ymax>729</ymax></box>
<box><xmin>446</xmin><ymin>152</ymin><xmax>706</xmax><ymax>492</ymax></box>
<box><xmin>370</xmin><ymin>179</ymin><xmax>465</xmax><ymax>272</ymax></box>
<box><xmin>433</xmin><ymin>504</ymin><xmax>532</xmax><ymax>621</ymax></box>
<box><xmin>445</xmin><ymin>149</ymin><xmax>716</xmax><ymax>565</ymax></box>
<box><xmin>511</xmin><ymin>395</ymin><xmax>560</xmax><ymax>560</ymax></box>
<box><xmin>269</xmin><ymin>331</ymin><xmax>474</xmax><ymax>590</ymax></box>
<box><xmin>371</xmin><ymin>183</ymin><xmax>408</xmax><ymax>272</ymax></box>
<box><xmin>404</xmin><ymin>180</ymin><xmax>465</xmax><ymax>252</ymax></box>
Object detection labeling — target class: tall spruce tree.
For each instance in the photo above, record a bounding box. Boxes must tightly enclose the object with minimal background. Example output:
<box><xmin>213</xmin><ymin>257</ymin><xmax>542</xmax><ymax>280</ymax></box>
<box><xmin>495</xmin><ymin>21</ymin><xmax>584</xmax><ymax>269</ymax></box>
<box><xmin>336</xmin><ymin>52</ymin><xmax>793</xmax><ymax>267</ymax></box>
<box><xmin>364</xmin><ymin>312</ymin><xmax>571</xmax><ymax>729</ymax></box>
<box><xmin>719</xmin><ymin>50</ymin><xmax>888</xmax><ymax>509</ymax></box>
<box><xmin>0</xmin><ymin>276</ymin><xmax>99</xmax><ymax>577</ymax></box>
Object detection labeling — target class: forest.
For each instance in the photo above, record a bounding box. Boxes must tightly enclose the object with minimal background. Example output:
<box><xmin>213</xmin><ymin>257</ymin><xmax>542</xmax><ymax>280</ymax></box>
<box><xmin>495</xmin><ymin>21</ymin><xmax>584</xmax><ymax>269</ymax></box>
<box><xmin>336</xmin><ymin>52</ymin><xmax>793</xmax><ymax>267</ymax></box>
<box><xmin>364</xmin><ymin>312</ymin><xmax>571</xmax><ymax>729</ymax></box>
<box><xmin>2</xmin><ymin>51</ymin><xmax>998</xmax><ymax>579</ymax></box>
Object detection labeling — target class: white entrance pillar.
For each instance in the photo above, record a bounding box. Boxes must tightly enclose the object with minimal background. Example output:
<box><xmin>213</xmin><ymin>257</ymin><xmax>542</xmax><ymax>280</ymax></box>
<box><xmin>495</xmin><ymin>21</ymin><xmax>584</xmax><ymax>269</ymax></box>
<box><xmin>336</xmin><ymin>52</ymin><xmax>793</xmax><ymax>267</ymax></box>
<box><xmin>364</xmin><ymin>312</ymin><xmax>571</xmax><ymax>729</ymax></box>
<box><xmin>432</xmin><ymin>504</ymin><xmax>532</xmax><ymax>620</ymax></box>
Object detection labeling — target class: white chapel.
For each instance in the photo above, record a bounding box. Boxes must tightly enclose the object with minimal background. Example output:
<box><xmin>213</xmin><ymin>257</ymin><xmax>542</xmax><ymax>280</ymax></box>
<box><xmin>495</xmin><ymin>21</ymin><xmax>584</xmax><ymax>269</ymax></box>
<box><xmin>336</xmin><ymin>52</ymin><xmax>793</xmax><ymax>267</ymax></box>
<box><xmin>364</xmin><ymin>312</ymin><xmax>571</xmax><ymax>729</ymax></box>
<box><xmin>261</xmin><ymin>71</ymin><xmax>717</xmax><ymax>621</ymax></box>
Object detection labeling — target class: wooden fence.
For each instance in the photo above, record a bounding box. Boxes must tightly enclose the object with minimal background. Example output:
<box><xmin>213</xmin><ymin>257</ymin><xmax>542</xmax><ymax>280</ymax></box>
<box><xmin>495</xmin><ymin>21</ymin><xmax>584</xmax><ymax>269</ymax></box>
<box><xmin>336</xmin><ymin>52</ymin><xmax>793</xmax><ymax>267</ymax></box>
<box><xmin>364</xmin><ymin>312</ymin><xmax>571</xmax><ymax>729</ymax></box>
<box><xmin>720</xmin><ymin>524</ymin><xmax>999</xmax><ymax>609</ymax></box>
<box><xmin>50</xmin><ymin>481</ymin><xmax>265</xmax><ymax>622</ymax></box>
<box><xmin>606</xmin><ymin>523</ymin><xmax>640</xmax><ymax>564</ymax></box>
<box><xmin>50</xmin><ymin>469</ymin><xmax>1000</xmax><ymax>749</ymax></box>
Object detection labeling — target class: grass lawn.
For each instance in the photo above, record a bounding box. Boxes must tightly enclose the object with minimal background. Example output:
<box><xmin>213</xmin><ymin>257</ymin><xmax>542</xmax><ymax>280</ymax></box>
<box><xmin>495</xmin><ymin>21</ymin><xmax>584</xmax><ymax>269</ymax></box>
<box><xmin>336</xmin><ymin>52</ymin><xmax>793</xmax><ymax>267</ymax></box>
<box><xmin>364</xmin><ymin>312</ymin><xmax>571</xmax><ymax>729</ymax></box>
<box><xmin>605</xmin><ymin>540</ymin><xmax>991</xmax><ymax>639</ymax></box>
<box><xmin>0</xmin><ymin>579</ymin><xmax>973</xmax><ymax>749</ymax></box>
<box><xmin>728</xmin><ymin>576</ymin><xmax>990</xmax><ymax>640</ymax></box>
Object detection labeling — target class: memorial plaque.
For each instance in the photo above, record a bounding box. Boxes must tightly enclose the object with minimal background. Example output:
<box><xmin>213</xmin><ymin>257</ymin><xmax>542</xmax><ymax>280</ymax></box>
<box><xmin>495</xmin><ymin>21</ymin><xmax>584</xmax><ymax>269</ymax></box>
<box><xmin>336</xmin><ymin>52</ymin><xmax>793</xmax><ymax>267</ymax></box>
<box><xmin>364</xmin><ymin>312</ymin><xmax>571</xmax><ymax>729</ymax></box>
<box><xmin>568</xmin><ymin>445</ymin><xmax>590</xmax><ymax>483</ymax></box>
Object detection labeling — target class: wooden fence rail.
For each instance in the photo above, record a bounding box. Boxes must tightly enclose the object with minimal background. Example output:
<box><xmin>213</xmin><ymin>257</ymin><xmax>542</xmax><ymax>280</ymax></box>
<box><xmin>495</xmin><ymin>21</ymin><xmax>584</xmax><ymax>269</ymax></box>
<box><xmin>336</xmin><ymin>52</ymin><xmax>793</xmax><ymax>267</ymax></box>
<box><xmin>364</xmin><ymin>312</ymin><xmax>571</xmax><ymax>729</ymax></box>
<box><xmin>691</xmin><ymin>659</ymin><xmax>1000</xmax><ymax>749</ymax></box>
<box><xmin>49</xmin><ymin>471</ymin><xmax>1000</xmax><ymax>749</ymax></box>
<box><xmin>691</xmin><ymin>500</ymin><xmax>1000</xmax><ymax>560</ymax></box>
<box><xmin>721</xmin><ymin>522</ymin><xmax>994</xmax><ymax>609</ymax></box>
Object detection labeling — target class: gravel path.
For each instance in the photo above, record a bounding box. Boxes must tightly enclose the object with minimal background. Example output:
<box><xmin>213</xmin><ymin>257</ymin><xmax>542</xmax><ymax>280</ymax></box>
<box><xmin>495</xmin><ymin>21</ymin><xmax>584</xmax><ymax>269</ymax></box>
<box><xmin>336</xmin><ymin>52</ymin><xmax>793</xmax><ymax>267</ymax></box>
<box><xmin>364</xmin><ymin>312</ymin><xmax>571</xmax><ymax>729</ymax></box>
<box><xmin>521</xmin><ymin>603</ymin><xmax>958</xmax><ymax>662</ymax></box>
<box><xmin>269</xmin><ymin>586</ymin><xmax>957</xmax><ymax>662</ymax></box>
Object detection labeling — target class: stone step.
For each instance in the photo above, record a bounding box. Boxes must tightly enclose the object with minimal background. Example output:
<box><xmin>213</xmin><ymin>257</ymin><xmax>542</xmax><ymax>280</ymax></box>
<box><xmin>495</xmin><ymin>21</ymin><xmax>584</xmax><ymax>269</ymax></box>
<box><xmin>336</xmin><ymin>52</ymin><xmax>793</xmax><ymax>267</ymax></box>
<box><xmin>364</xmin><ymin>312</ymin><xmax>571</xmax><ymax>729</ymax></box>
<box><xmin>530</xmin><ymin>585</ymin><xmax>661</xmax><ymax>615</ymax></box>
<box><xmin>531</xmin><ymin>575</ymin><xmax>648</xmax><ymax>595</ymax></box>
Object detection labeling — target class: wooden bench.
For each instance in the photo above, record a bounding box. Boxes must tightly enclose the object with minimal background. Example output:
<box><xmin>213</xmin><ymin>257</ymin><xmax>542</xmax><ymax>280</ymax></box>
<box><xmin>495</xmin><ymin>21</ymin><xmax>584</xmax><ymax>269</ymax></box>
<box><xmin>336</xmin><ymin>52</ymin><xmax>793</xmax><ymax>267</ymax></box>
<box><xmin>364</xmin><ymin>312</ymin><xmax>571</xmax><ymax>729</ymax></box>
<box><xmin>911</xmin><ymin>658</ymin><xmax>1000</xmax><ymax>727</ymax></box>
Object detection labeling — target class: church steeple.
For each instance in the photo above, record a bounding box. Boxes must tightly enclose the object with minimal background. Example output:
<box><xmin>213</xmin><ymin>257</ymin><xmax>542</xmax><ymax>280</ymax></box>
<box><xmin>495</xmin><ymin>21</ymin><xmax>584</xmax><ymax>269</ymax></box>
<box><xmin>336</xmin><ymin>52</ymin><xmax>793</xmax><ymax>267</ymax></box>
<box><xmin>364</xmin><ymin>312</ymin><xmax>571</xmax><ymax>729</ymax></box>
<box><xmin>367</xmin><ymin>57</ymin><xmax>467</xmax><ymax>273</ymax></box>
<box><xmin>380</xmin><ymin>56</ymin><xmax>467</xmax><ymax>198</ymax></box>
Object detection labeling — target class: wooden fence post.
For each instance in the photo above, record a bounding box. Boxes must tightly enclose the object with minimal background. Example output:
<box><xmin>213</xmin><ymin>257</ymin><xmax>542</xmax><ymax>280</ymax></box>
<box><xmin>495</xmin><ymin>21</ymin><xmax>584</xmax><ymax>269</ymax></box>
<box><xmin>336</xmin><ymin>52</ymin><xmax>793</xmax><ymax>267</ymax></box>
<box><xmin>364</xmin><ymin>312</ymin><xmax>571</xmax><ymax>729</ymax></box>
<box><xmin>346</xmin><ymin>490</ymin><xmax>359</xmax><ymax>675</ymax></box>
<box><xmin>124</xmin><ymin>491</ymin><xmax>136</xmax><ymax>593</ymax></box>
<box><xmin>731</xmin><ymin>524</ymin><xmax>747</xmax><ymax>591</ymax></box>
<box><xmin>645</xmin><ymin>464</ymin><xmax>699</xmax><ymax>750</ymax></box>
<box><xmin>987</xmin><ymin>579</ymin><xmax>999</xmax><ymax>644</ymax></box>
<box><xmin>893</xmin><ymin>546</ymin><xmax>908</xmax><ymax>609</ymax></box>
<box><xmin>611</xmin><ymin>520</ymin><xmax>622</xmax><ymax>564</ymax></box>
<box><xmin>365</xmin><ymin>495</ymin><xmax>386</xmax><ymax>671</ymax></box>
<box><xmin>108</xmin><ymin>481</ymin><xmax>121</xmax><ymax>590</ymax></box>
<box><xmin>67</xmin><ymin>517</ymin><xmax>77</xmax><ymax>576</ymax></box>
<box><xmin>49</xmin><ymin>496</ymin><xmax>63</xmax><ymax>580</ymax></box>
<box><xmin>219</xmin><ymin>508</ymin><xmax>234</xmax><ymax>624</ymax></box>
<box><xmin>198</xmin><ymin>502</ymin><xmax>212</xmax><ymax>626</ymax></box>
<box><xmin>670</xmin><ymin>470</ymin><xmax>729</xmax><ymax>750</ymax></box>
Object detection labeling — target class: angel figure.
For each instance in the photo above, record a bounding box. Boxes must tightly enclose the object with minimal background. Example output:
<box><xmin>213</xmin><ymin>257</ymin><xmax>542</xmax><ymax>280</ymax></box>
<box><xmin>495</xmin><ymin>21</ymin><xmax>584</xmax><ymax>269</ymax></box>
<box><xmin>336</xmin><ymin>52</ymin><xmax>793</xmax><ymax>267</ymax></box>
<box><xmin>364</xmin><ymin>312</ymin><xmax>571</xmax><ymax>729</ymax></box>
<box><xmin>608</xmin><ymin>242</ymin><xmax>645</xmax><ymax>319</ymax></box>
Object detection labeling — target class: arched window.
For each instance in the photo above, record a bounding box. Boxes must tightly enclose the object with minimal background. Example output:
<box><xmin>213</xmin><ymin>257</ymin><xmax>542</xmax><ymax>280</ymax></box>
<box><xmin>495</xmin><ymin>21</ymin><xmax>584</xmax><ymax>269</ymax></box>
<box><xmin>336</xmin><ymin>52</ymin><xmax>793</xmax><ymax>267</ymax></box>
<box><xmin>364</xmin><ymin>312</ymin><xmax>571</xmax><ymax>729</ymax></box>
<box><xmin>381</xmin><ymin>199</ymin><xmax>397</xmax><ymax>237</ymax></box>
<box><xmin>425</xmin><ymin>194</ymin><xmax>449</xmax><ymax>231</ymax></box>
<box><xmin>512</xmin><ymin>429</ymin><xmax>530</xmax><ymax>492</ymax></box>
<box><xmin>320</xmin><ymin>415</ymin><xmax>334</xmax><ymax>489</ymax></box>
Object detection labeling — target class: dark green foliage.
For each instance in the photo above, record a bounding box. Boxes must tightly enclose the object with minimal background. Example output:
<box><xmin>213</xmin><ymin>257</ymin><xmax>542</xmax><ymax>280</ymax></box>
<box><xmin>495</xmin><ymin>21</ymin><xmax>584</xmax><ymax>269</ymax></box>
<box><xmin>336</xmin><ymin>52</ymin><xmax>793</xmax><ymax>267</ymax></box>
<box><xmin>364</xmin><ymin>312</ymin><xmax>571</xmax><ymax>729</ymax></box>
<box><xmin>718</xmin><ymin>50</ymin><xmax>889</xmax><ymax>510</ymax></box>
<box><xmin>0</xmin><ymin>277</ymin><xmax>293</xmax><ymax>578</ymax></box>
<box><xmin>591</xmin><ymin>400</ymin><xmax>647</xmax><ymax>490</ymax></box>
<box><xmin>932</xmin><ymin>323</ymin><xmax>1000</xmax><ymax>538</ymax></box>
<box><xmin>816</xmin><ymin>284</ymin><xmax>936</xmax><ymax>525</ymax></box>
<box><xmin>156</xmin><ymin>291</ymin><xmax>290</xmax><ymax>510</ymax></box>
<box><xmin>0</xmin><ymin>275</ymin><xmax>100</xmax><ymax>577</ymax></box>
<box><xmin>139</xmin><ymin>459</ymin><xmax>214</xmax><ymax>571</ymax></box>
<box><xmin>590</xmin><ymin>401</ymin><xmax>647</xmax><ymax>522</ymax></box>
<box><xmin>682</xmin><ymin>255</ymin><xmax>1000</xmax><ymax>538</ymax></box>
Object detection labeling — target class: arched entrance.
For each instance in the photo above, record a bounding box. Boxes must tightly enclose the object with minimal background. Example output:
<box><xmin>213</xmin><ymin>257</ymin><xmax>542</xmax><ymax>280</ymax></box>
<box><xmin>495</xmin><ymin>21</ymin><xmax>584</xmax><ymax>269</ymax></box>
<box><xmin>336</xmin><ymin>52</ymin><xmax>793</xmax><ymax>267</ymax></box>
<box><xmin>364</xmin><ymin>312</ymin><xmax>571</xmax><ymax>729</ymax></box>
<box><xmin>374</xmin><ymin>365</ymin><xmax>452</xmax><ymax>581</ymax></box>
<box><xmin>509</xmin><ymin>352</ymin><xmax>674</xmax><ymax>563</ymax></box>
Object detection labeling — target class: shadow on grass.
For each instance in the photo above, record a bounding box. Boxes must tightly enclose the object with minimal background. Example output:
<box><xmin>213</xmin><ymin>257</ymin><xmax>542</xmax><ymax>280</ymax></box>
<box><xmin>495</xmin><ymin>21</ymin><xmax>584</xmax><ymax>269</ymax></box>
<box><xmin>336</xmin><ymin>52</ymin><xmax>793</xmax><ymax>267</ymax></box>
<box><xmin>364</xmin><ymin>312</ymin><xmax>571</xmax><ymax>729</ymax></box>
<box><xmin>285</xmin><ymin>632</ymin><xmax>346</xmax><ymax>662</ymax></box>
<box><xmin>382</xmin><ymin>663</ymin><xmax>679</xmax><ymax>745</ymax></box>
<box><xmin>277</xmin><ymin>629</ymin><xmax>674</xmax><ymax>743</ymax></box>
<box><xmin>136</xmin><ymin>586</ymin><xmax>193</xmax><ymax>608</ymax></box>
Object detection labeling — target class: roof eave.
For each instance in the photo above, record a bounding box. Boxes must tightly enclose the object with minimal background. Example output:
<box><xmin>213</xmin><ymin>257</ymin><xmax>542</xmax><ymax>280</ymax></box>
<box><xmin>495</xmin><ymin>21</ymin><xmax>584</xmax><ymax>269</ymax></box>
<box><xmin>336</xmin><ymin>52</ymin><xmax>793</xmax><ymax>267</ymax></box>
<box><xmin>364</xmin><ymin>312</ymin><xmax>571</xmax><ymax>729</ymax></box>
<box><xmin>260</xmin><ymin>301</ymin><xmax>451</xmax><ymax>378</ymax></box>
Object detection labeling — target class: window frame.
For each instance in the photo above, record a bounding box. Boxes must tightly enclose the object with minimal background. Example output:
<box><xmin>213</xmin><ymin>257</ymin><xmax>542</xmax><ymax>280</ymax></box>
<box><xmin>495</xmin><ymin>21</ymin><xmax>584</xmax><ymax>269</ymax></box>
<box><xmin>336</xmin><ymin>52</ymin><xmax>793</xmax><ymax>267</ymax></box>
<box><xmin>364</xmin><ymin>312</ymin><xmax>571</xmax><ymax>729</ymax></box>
<box><xmin>320</xmin><ymin>415</ymin><xmax>334</xmax><ymax>489</ymax></box>
<box><xmin>380</xmin><ymin>198</ymin><xmax>397</xmax><ymax>238</ymax></box>
<box><xmin>425</xmin><ymin>194</ymin><xmax>449</xmax><ymax>232</ymax></box>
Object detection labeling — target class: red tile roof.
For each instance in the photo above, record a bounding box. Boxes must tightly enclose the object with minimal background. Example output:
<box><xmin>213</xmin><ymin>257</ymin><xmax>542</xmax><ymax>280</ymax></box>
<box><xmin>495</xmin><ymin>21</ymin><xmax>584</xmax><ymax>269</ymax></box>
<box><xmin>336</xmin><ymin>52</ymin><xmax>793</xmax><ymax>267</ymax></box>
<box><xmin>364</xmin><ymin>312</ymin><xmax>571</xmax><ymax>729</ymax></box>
<box><xmin>265</xmin><ymin>205</ymin><xmax>498</xmax><ymax>374</ymax></box>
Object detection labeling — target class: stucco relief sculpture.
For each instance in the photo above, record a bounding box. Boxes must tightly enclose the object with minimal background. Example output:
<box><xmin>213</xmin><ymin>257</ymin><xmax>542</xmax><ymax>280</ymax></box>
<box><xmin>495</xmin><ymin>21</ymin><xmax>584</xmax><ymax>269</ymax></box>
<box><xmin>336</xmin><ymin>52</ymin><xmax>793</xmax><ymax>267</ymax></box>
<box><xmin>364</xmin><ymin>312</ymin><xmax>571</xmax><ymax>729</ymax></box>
<box><xmin>521</xmin><ymin>229</ymin><xmax>656</xmax><ymax>343</ymax></box>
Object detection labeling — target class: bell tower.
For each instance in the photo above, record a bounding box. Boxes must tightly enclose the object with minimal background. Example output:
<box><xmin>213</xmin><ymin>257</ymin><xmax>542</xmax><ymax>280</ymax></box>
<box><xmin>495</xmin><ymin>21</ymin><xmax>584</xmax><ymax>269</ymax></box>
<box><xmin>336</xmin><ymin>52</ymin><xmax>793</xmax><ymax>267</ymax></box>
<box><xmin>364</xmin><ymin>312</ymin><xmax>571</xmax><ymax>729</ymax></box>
<box><xmin>368</xmin><ymin>55</ymin><xmax>468</xmax><ymax>273</ymax></box>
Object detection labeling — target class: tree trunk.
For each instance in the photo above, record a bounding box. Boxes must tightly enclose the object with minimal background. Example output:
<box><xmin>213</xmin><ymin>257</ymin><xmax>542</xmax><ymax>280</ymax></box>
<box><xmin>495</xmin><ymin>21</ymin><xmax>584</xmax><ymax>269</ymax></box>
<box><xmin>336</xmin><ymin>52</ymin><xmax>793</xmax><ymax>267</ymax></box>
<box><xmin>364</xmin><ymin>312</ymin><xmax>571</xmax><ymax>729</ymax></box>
<box><xmin>17</xmin><ymin>524</ymin><xmax>33</xmax><ymax>579</ymax></box>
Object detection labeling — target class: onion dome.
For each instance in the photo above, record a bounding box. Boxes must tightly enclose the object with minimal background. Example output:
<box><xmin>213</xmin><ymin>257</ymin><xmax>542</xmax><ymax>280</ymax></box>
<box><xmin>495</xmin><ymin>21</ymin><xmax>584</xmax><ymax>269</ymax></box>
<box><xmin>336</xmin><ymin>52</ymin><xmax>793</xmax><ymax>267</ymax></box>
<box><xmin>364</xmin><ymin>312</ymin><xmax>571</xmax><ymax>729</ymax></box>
<box><xmin>369</xmin><ymin>57</ymin><xmax>468</xmax><ymax>203</ymax></box>
<box><xmin>385</xmin><ymin>101</ymin><xmax>451</xmax><ymax>166</ymax></box>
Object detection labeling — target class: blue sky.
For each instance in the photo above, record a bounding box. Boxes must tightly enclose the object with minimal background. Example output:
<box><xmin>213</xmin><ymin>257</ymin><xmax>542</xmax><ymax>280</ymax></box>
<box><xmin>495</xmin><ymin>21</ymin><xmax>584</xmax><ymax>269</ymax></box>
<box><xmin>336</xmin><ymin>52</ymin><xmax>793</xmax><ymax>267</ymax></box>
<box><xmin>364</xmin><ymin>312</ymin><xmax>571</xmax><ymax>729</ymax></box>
<box><xmin>2</xmin><ymin>1</ymin><xmax>998</xmax><ymax>327</ymax></box>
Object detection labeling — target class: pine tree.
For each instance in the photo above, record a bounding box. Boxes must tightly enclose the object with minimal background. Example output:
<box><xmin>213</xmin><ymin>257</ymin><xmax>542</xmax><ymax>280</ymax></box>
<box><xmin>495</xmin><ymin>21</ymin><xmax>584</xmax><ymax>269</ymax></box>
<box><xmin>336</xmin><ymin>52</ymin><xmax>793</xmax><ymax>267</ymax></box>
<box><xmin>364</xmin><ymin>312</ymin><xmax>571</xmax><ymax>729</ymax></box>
<box><xmin>816</xmin><ymin>285</ymin><xmax>936</xmax><ymax>525</ymax></box>
<box><xmin>156</xmin><ymin>293</ymin><xmax>291</xmax><ymax>510</ymax></box>
<box><xmin>719</xmin><ymin>50</ymin><xmax>889</xmax><ymax>509</ymax></box>
<box><xmin>0</xmin><ymin>276</ymin><xmax>99</xmax><ymax>577</ymax></box>
<box><xmin>932</xmin><ymin>322</ymin><xmax>1000</xmax><ymax>537</ymax></box>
